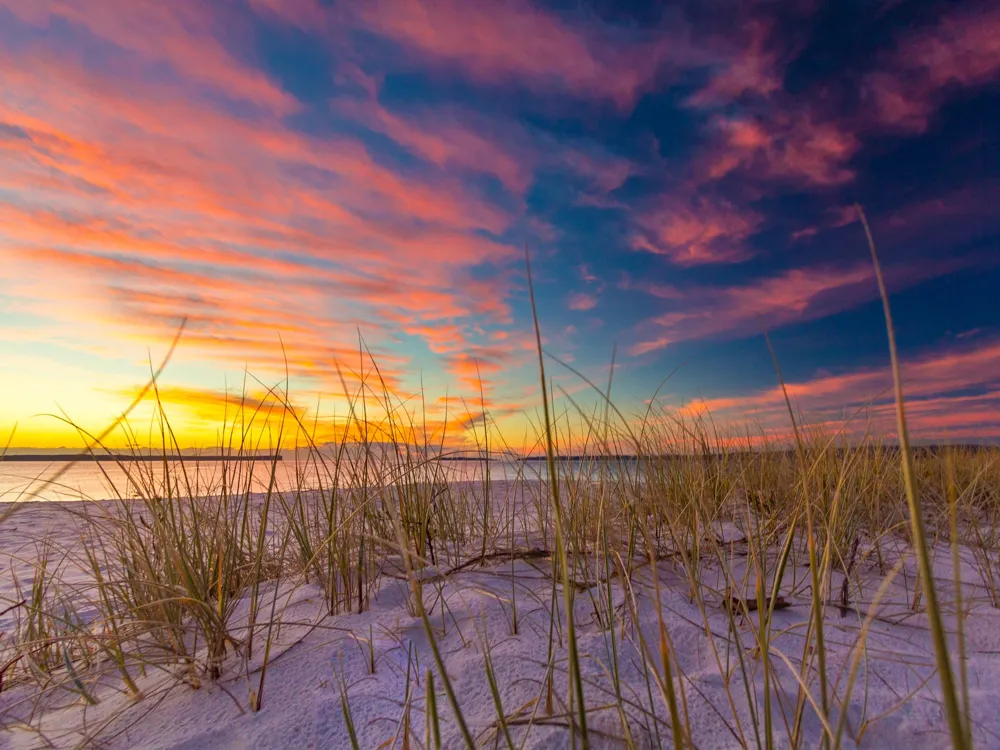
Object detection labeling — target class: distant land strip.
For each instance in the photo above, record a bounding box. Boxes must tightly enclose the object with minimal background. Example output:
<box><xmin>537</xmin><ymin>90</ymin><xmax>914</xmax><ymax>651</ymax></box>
<box><xmin>440</xmin><ymin>445</ymin><xmax>996</xmax><ymax>460</ymax></box>
<box><xmin>2</xmin><ymin>454</ymin><xmax>283</xmax><ymax>463</ymax></box>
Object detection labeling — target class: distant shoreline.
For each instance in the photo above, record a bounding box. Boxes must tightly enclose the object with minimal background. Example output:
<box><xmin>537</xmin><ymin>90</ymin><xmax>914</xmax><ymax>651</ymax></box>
<box><xmin>3</xmin><ymin>444</ymin><xmax>993</xmax><ymax>464</ymax></box>
<box><xmin>1</xmin><ymin>454</ymin><xmax>283</xmax><ymax>463</ymax></box>
<box><xmin>440</xmin><ymin>444</ymin><xmax>996</xmax><ymax>460</ymax></box>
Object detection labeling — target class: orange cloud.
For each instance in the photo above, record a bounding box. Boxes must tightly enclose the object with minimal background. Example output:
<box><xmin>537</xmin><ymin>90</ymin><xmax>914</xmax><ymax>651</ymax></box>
<box><xmin>118</xmin><ymin>383</ymin><xmax>471</xmax><ymax>449</ymax></box>
<box><xmin>0</xmin><ymin>12</ymin><xmax>535</xmax><ymax>403</ymax></box>
<box><xmin>441</xmin><ymin>340</ymin><xmax>530</xmax><ymax>393</ymax></box>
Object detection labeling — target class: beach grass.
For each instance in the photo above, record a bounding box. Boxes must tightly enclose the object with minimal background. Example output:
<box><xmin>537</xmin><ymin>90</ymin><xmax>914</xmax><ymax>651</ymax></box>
<box><xmin>0</xmin><ymin>237</ymin><xmax>998</xmax><ymax>748</ymax></box>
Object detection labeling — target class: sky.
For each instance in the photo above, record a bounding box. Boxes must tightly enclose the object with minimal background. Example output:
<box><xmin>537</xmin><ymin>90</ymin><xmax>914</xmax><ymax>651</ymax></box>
<box><xmin>1</xmin><ymin>0</ymin><xmax>999</xmax><ymax>450</ymax></box>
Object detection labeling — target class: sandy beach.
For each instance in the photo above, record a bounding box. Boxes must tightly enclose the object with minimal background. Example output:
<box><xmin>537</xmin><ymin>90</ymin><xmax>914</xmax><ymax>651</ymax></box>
<box><xmin>2</xmin><ymin>477</ymin><xmax>1000</xmax><ymax>749</ymax></box>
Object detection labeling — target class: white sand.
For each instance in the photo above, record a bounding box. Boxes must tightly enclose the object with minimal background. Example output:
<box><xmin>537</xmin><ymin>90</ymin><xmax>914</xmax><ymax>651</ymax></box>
<box><xmin>2</xmin><ymin>486</ymin><xmax>1000</xmax><ymax>749</ymax></box>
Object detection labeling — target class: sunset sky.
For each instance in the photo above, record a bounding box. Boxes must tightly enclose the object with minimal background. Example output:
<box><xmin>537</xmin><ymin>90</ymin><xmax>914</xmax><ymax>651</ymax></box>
<box><xmin>1</xmin><ymin>0</ymin><xmax>999</xmax><ymax>450</ymax></box>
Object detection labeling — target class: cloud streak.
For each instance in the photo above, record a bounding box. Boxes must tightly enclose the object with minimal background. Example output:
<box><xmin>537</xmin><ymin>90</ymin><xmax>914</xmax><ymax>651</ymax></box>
<box><xmin>677</xmin><ymin>338</ymin><xmax>1000</xmax><ymax>441</ymax></box>
<box><xmin>628</xmin><ymin>255</ymin><xmax>975</xmax><ymax>355</ymax></box>
<box><xmin>346</xmin><ymin>0</ymin><xmax>673</xmax><ymax>109</ymax></box>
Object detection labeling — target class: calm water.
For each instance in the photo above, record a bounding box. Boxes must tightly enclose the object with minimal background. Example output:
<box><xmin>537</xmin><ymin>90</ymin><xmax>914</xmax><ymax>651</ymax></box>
<box><xmin>0</xmin><ymin>456</ymin><xmax>643</xmax><ymax>503</ymax></box>
<box><xmin>0</xmin><ymin>458</ymin><xmax>569</xmax><ymax>503</ymax></box>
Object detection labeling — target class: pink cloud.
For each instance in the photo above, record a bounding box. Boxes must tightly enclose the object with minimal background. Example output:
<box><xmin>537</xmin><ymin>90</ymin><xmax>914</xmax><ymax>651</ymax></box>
<box><xmin>677</xmin><ymin>338</ymin><xmax>1000</xmax><ymax>441</ymax></box>
<box><xmin>347</xmin><ymin>0</ymin><xmax>669</xmax><ymax>109</ymax></box>
<box><xmin>681</xmin><ymin>7</ymin><xmax>995</xmax><ymax>198</ymax></box>
<box><xmin>863</xmin><ymin>5</ymin><xmax>1000</xmax><ymax>132</ymax></box>
<box><xmin>334</xmin><ymin>95</ymin><xmax>634</xmax><ymax>200</ymax></box>
<box><xmin>705</xmin><ymin>112</ymin><xmax>858</xmax><ymax>187</ymax></box>
<box><xmin>336</xmin><ymin>98</ymin><xmax>536</xmax><ymax>194</ymax></box>
<box><xmin>630</xmin><ymin>194</ymin><xmax>762</xmax><ymax>265</ymax></box>
<box><xmin>630</xmin><ymin>256</ymin><xmax>970</xmax><ymax>356</ymax></box>
<box><xmin>790</xmin><ymin>205</ymin><xmax>859</xmax><ymax>242</ymax></box>
<box><xmin>1</xmin><ymin>0</ymin><xmax>297</xmax><ymax>113</ymax></box>
<box><xmin>567</xmin><ymin>293</ymin><xmax>598</xmax><ymax>312</ymax></box>
<box><xmin>556</xmin><ymin>145</ymin><xmax>634</xmax><ymax>194</ymax></box>
<box><xmin>685</xmin><ymin>20</ymin><xmax>782</xmax><ymax>107</ymax></box>
<box><xmin>580</xmin><ymin>264</ymin><xmax>599</xmax><ymax>284</ymax></box>
<box><xmin>246</xmin><ymin>0</ymin><xmax>331</xmax><ymax>29</ymax></box>
<box><xmin>957</xmin><ymin>328</ymin><xmax>984</xmax><ymax>340</ymax></box>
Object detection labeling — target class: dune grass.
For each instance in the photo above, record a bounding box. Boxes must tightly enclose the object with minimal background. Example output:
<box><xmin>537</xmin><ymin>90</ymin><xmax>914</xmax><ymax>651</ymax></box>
<box><xmin>0</xmin><ymin>237</ymin><xmax>998</xmax><ymax>748</ymax></box>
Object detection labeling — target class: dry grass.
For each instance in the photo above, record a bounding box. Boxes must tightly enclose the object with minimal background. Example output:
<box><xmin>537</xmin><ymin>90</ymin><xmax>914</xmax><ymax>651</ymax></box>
<box><xmin>0</xmin><ymin>244</ymin><xmax>997</xmax><ymax>748</ymax></box>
